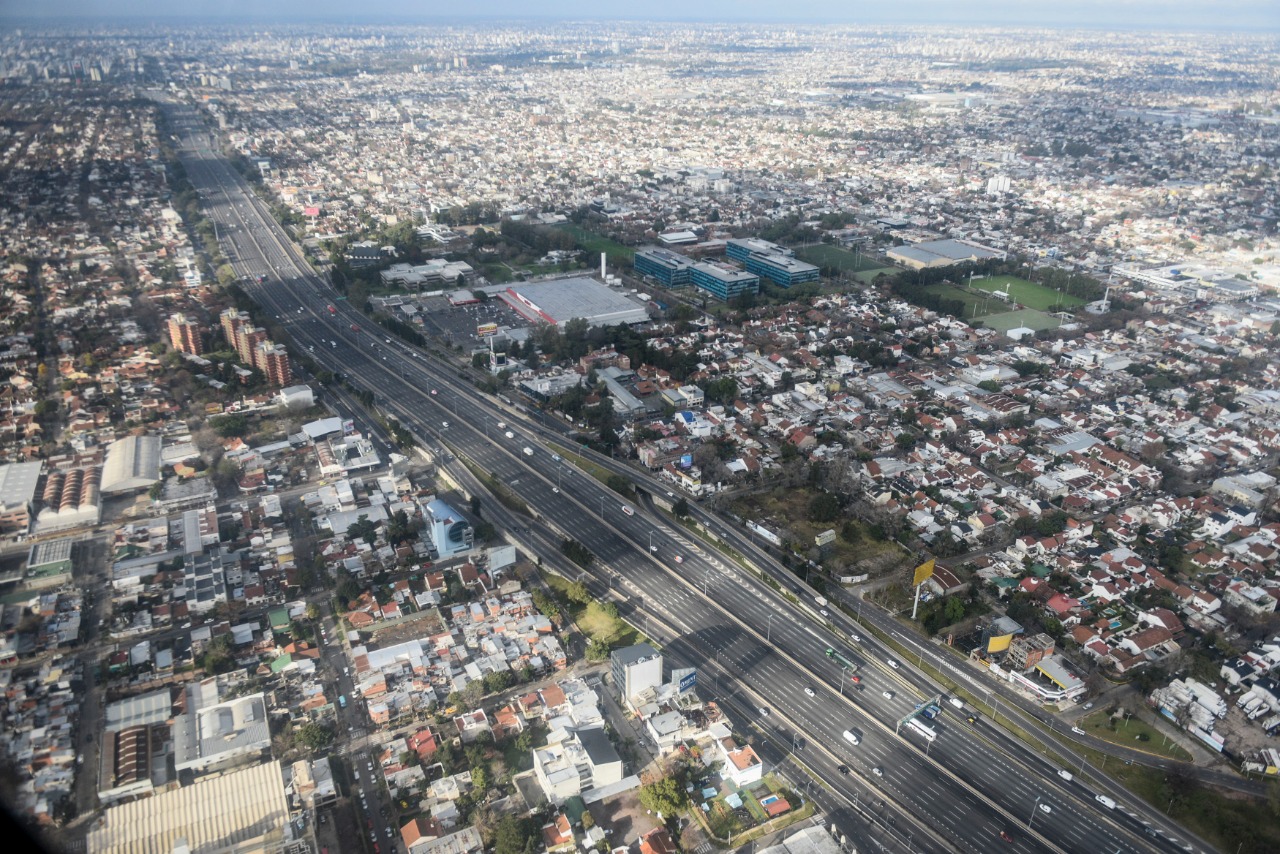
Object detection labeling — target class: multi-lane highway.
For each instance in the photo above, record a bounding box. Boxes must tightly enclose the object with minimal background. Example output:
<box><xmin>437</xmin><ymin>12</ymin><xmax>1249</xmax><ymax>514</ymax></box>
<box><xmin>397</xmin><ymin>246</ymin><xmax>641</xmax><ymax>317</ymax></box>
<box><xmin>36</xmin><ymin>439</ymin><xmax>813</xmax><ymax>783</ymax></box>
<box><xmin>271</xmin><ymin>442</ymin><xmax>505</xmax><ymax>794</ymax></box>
<box><xmin>159</xmin><ymin>95</ymin><xmax>1211</xmax><ymax>854</ymax></box>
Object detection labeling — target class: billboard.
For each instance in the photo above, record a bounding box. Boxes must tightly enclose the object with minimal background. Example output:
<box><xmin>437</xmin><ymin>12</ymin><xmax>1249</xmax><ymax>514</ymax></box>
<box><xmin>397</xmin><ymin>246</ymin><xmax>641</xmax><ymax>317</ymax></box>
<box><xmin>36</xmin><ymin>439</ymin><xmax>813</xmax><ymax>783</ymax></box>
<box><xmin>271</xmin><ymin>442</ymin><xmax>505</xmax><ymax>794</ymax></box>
<box><xmin>680</xmin><ymin>453</ymin><xmax>693</xmax><ymax>469</ymax></box>
<box><xmin>912</xmin><ymin>558</ymin><xmax>936</xmax><ymax>588</ymax></box>
<box><xmin>987</xmin><ymin>633</ymin><xmax>1014</xmax><ymax>654</ymax></box>
<box><xmin>477</xmin><ymin>322</ymin><xmax>499</xmax><ymax>338</ymax></box>
<box><xmin>815</xmin><ymin>529</ymin><xmax>837</xmax><ymax>547</ymax></box>
<box><xmin>676</xmin><ymin>669</ymin><xmax>697</xmax><ymax>692</ymax></box>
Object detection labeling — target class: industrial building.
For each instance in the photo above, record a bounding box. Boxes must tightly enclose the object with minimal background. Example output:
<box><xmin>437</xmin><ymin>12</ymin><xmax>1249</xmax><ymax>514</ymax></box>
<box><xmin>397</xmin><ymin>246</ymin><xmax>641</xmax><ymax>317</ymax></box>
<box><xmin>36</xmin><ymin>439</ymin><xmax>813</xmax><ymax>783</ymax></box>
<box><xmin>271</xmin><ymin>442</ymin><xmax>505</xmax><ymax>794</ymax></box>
<box><xmin>0</xmin><ymin>460</ymin><xmax>42</xmax><ymax>534</ymax></box>
<box><xmin>99</xmin><ymin>436</ymin><xmax>162</xmax><ymax>495</ymax></box>
<box><xmin>172</xmin><ymin>682</ymin><xmax>271</xmax><ymax>777</ymax></box>
<box><xmin>501</xmin><ymin>277</ymin><xmax>649</xmax><ymax>328</ymax></box>
<box><xmin>886</xmin><ymin>238</ymin><xmax>1003</xmax><ymax>270</ymax></box>
<box><xmin>87</xmin><ymin>760</ymin><xmax>293</xmax><ymax>854</ymax></box>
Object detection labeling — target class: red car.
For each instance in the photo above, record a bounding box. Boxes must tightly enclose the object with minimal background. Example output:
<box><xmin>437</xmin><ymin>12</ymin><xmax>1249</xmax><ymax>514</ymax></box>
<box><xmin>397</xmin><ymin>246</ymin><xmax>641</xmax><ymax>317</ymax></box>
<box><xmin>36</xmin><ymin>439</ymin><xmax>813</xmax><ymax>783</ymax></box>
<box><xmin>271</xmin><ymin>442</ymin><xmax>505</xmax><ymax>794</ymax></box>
<box><xmin>999</xmin><ymin>830</ymin><xmax>1014</xmax><ymax>843</ymax></box>
<box><xmin>850</xmin><ymin>674</ymin><xmax>861</xmax><ymax>683</ymax></box>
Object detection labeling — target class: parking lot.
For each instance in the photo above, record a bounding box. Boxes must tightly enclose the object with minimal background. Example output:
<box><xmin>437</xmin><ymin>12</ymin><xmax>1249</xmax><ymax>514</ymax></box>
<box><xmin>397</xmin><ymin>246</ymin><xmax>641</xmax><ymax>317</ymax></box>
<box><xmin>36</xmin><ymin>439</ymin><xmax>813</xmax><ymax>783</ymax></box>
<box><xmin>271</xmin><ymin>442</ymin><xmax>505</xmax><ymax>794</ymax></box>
<box><xmin>416</xmin><ymin>294</ymin><xmax>526</xmax><ymax>348</ymax></box>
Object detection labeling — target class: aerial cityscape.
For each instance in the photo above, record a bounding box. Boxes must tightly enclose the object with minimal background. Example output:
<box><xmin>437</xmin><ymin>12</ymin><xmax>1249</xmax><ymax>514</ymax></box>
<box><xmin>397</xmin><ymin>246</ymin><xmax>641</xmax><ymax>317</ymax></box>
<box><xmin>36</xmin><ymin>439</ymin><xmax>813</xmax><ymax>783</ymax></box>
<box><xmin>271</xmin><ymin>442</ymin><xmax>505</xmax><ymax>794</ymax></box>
<box><xmin>0</xmin><ymin>6</ymin><xmax>1278</xmax><ymax>854</ymax></box>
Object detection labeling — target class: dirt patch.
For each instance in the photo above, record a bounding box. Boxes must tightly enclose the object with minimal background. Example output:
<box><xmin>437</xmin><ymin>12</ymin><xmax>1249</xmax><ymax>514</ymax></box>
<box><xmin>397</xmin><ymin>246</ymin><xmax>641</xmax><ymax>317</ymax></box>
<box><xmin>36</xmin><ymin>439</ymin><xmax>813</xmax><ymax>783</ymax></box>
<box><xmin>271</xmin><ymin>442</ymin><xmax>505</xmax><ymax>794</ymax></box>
<box><xmin>590</xmin><ymin>787</ymin><xmax>662</xmax><ymax>842</ymax></box>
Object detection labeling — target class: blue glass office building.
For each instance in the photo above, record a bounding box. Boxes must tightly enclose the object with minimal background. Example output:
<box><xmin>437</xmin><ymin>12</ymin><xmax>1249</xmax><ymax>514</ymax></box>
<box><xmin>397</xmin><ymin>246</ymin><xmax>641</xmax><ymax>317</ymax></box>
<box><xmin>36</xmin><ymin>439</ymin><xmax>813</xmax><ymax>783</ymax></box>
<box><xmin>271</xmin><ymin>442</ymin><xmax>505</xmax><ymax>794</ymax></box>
<box><xmin>633</xmin><ymin>247</ymin><xmax>694</xmax><ymax>287</ymax></box>
<box><xmin>690</xmin><ymin>262</ymin><xmax>760</xmax><ymax>301</ymax></box>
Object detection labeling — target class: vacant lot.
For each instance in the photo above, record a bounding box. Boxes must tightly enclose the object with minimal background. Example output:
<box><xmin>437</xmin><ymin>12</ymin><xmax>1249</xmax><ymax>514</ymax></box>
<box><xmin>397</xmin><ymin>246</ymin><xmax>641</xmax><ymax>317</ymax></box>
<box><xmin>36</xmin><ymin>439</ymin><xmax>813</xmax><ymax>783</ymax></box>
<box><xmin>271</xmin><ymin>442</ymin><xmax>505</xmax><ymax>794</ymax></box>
<box><xmin>971</xmin><ymin>274</ymin><xmax>1086</xmax><ymax>312</ymax></box>
<box><xmin>729</xmin><ymin>488</ymin><xmax>903</xmax><ymax>573</ymax></box>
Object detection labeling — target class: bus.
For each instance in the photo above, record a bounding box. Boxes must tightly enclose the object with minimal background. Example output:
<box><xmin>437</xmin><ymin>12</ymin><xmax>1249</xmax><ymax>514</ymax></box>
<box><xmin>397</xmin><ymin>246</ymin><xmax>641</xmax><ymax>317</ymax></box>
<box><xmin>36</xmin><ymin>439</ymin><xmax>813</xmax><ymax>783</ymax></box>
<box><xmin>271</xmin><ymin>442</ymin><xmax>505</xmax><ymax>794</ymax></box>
<box><xmin>907</xmin><ymin>718</ymin><xmax>937</xmax><ymax>742</ymax></box>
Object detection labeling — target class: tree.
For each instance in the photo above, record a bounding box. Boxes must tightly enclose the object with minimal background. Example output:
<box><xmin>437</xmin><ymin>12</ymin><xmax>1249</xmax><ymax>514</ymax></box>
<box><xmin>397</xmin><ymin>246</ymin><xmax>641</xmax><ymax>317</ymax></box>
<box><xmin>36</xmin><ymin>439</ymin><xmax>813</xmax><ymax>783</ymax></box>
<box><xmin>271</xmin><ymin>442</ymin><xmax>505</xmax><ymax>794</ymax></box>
<box><xmin>295</xmin><ymin>722</ymin><xmax>335</xmax><ymax>751</ymax></box>
<box><xmin>943</xmin><ymin>597</ymin><xmax>965</xmax><ymax>624</ymax></box>
<box><xmin>470</xmin><ymin>762</ymin><xmax>490</xmax><ymax>794</ymax></box>
<box><xmin>566</xmin><ymin>580</ymin><xmax>590</xmax><ymax>604</ymax></box>
<box><xmin>347</xmin><ymin>514</ymin><xmax>379</xmax><ymax>546</ymax></box>
<box><xmin>493</xmin><ymin>815</ymin><xmax>538</xmax><ymax>854</ymax></box>
<box><xmin>148</xmin><ymin>481</ymin><xmax>164</xmax><ymax>501</ymax></box>
<box><xmin>808</xmin><ymin>492</ymin><xmax>840</xmax><ymax>523</ymax></box>
<box><xmin>586</xmin><ymin>639</ymin><xmax>611</xmax><ymax>661</ymax></box>
<box><xmin>470</xmin><ymin>495</ymin><xmax>483</xmax><ymax>517</ymax></box>
<box><xmin>639</xmin><ymin>774</ymin><xmax>689</xmax><ymax>818</ymax></box>
<box><xmin>672</xmin><ymin>497</ymin><xmax>689</xmax><ymax>517</ymax></box>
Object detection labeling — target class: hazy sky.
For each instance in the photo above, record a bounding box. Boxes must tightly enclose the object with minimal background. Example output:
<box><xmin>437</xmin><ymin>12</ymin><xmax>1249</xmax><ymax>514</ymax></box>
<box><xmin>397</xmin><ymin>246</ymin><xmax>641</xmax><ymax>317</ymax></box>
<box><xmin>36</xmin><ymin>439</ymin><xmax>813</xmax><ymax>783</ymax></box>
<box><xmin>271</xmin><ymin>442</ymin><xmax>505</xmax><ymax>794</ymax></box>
<box><xmin>1</xmin><ymin>0</ymin><xmax>1276</xmax><ymax>29</ymax></box>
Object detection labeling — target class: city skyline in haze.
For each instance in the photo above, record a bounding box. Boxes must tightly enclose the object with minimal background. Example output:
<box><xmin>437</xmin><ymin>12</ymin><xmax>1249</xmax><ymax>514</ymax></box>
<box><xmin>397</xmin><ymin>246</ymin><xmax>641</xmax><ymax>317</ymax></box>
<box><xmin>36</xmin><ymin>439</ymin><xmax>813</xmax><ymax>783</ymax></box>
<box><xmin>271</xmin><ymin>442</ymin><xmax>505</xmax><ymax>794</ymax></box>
<box><xmin>2</xmin><ymin>0</ymin><xmax>1277</xmax><ymax>29</ymax></box>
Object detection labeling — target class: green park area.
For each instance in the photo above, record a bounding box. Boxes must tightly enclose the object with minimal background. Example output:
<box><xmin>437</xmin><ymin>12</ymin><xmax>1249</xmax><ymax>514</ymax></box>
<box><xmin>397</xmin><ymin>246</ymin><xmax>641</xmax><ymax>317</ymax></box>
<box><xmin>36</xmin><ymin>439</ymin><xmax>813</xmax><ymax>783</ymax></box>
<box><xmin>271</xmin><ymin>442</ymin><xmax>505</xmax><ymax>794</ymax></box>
<box><xmin>729</xmin><ymin>487</ymin><xmax>903</xmax><ymax>571</ymax></box>
<box><xmin>1079</xmin><ymin>709</ymin><xmax>1193</xmax><ymax>762</ymax></box>
<box><xmin>543</xmin><ymin>572</ymin><xmax>642</xmax><ymax>650</ymax></box>
<box><xmin>969</xmin><ymin>274</ymin><xmax>1086</xmax><ymax>312</ymax></box>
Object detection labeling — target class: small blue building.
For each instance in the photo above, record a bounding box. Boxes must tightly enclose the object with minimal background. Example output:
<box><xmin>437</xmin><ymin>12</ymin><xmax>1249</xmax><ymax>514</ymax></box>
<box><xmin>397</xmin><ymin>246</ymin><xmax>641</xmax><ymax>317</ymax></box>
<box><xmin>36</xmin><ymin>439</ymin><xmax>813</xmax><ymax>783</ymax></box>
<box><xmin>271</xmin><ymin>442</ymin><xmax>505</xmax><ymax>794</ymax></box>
<box><xmin>425</xmin><ymin>499</ymin><xmax>473</xmax><ymax>558</ymax></box>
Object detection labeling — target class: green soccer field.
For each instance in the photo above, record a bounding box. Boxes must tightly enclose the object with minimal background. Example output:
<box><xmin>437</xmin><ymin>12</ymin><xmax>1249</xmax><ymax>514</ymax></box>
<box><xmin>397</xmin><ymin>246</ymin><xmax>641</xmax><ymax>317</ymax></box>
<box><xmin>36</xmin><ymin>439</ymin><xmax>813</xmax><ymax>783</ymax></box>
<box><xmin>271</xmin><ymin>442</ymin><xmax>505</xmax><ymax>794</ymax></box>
<box><xmin>796</xmin><ymin>243</ymin><xmax>886</xmax><ymax>273</ymax></box>
<box><xmin>969</xmin><ymin>275</ymin><xmax>1085</xmax><ymax>311</ymax></box>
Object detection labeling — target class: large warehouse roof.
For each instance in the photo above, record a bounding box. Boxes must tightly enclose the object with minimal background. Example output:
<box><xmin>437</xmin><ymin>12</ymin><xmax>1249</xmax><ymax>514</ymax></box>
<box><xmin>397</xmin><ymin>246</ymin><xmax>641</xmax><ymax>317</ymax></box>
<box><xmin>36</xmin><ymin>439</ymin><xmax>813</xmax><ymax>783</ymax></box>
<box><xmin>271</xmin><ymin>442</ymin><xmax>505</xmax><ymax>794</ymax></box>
<box><xmin>100</xmin><ymin>436</ymin><xmax>162</xmax><ymax>494</ymax></box>
<box><xmin>503</xmin><ymin>277</ymin><xmax>650</xmax><ymax>327</ymax></box>
<box><xmin>87</xmin><ymin>760</ymin><xmax>288</xmax><ymax>854</ymax></box>
<box><xmin>0</xmin><ymin>461</ymin><xmax>42</xmax><ymax>510</ymax></box>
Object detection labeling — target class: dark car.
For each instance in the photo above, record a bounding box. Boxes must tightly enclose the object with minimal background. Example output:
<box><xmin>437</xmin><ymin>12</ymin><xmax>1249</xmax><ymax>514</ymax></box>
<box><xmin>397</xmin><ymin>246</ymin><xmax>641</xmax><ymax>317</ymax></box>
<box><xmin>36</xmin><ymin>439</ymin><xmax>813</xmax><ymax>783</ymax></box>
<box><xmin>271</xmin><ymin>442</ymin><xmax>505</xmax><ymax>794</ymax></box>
<box><xmin>837</xmin><ymin>764</ymin><xmax>849</xmax><ymax>774</ymax></box>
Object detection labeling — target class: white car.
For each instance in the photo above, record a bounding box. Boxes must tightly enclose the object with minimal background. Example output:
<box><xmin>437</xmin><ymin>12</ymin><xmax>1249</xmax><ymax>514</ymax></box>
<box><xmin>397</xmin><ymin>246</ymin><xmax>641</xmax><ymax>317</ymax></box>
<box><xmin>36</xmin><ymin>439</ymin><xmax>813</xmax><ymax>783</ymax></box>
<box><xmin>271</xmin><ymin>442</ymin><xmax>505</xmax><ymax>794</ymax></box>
<box><xmin>804</xmin><ymin>687</ymin><xmax>815</xmax><ymax>698</ymax></box>
<box><xmin>442</xmin><ymin>420</ymin><xmax>449</xmax><ymax>428</ymax></box>
<box><xmin>505</xmin><ymin>431</ymin><xmax>514</xmax><ymax>438</ymax></box>
<box><xmin>849</xmin><ymin>632</ymin><xmax>861</xmax><ymax>643</ymax></box>
<box><xmin>886</xmin><ymin>658</ymin><xmax>900</xmax><ymax>669</ymax></box>
<box><xmin>1039</xmin><ymin>803</ymin><xmax>1052</xmax><ymax>814</ymax></box>
<box><xmin>882</xmin><ymin>691</ymin><xmax>894</xmax><ymax>700</ymax></box>
<box><xmin>759</xmin><ymin>707</ymin><xmax>769</xmax><ymax>716</ymax></box>
<box><xmin>1072</xmin><ymin>726</ymin><xmax>1086</xmax><ymax>735</ymax></box>
<box><xmin>872</xmin><ymin>766</ymin><xmax>883</xmax><ymax>777</ymax></box>
<box><xmin>819</xmin><ymin>609</ymin><xmax>829</xmax><ymax>617</ymax></box>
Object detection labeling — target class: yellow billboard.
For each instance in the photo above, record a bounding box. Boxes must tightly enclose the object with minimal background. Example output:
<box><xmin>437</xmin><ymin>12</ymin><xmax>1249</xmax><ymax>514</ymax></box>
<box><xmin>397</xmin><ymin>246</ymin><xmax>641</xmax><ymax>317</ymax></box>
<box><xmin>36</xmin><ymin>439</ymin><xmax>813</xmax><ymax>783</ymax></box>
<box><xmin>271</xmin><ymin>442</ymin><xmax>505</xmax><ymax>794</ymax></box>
<box><xmin>987</xmin><ymin>633</ymin><xmax>1014</xmax><ymax>654</ymax></box>
<box><xmin>912</xmin><ymin>558</ymin><xmax>936</xmax><ymax>588</ymax></box>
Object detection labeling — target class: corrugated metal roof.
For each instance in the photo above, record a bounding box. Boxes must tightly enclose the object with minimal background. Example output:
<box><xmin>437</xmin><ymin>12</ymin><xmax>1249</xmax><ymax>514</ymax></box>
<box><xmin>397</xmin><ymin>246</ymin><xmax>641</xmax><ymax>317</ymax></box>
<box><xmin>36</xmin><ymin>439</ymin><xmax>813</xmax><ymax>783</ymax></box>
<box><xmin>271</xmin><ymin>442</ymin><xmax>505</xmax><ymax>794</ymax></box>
<box><xmin>87</xmin><ymin>760</ymin><xmax>287</xmax><ymax>854</ymax></box>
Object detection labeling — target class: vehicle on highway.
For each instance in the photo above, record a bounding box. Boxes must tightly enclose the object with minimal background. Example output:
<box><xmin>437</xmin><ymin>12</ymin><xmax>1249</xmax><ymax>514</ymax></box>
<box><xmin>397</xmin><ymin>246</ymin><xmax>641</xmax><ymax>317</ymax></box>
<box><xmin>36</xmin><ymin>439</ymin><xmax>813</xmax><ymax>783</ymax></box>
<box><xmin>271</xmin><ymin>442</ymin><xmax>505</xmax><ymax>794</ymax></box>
<box><xmin>966</xmin><ymin>714</ymin><xmax>979</xmax><ymax>724</ymax></box>
<box><xmin>819</xmin><ymin>609</ymin><xmax>829</xmax><ymax>617</ymax></box>
<box><xmin>999</xmin><ymin>830</ymin><xmax>1014</xmax><ymax>843</ymax></box>
<box><xmin>523</xmin><ymin>446</ymin><xmax>534</xmax><ymax>456</ymax></box>
<box><xmin>327</xmin><ymin>304</ymin><xmax>336</xmax><ymax>315</ymax></box>
<box><xmin>759</xmin><ymin>707</ymin><xmax>769</xmax><ymax>716</ymax></box>
<box><xmin>621</xmin><ymin>505</ymin><xmax>634</xmax><ymax>516</ymax></box>
<box><xmin>949</xmin><ymin>697</ymin><xmax>965</xmax><ymax>709</ymax></box>
<box><xmin>1083</xmin><ymin>701</ymin><xmax>1095</xmax><ymax>710</ymax></box>
<box><xmin>497</xmin><ymin>421</ymin><xmax>506</xmax><ymax>428</ymax></box>
<box><xmin>1072</xmin><ymin>726</ymin><xmax>1086</xmax><ymax>735</ymax></box>
<box><xmin>430</xmin><ymin>389</ymin><xmax>437</xmax><ymax>395</ymax></box>
<box><xmin>351</xmin><ymin>323</ymin><xmax>360</xmax><ymax>332</ymax></box>
<box><xmin>1039</xmin><ymin>803</ymin><xmax>1051</xmax><ymax>814</ymax></box>
<box><xmin>886</xmin><ymin>658</ymin><xmax>900</xmax><ymax>669</ymax></box>
<box><xmin>842</xmin><ymin>729</ymin><xmax>860</xmax><ymax>745</ymax></box>
<box><xmin>505</xmin><ymin>431</ymin><xmax>514</xmax><ymax>438</ymax></box>
<box><xmin>673</xmin><ymin>554</ymin><xmax>683</xmax><ymax>563</ymax></box>
<box><xmin>1057</xmin><ymin>769</ymin><xmax>1073</xmax><ymax>781</ymax></box>
<box><xmin>849</xmin><ymin>632</ymin><xmax>861</xmax><ymax>643</ymax></box>
<box><xmin>442</xmin><ymin>421</ymin><xmax>449</xmax><ymax>428</ymax></box>
<box><xmin>850</xmin><ymin>674</ymin><xmax>861</xmax><ymax>683</ymax></box>
<box><xmin>1095</xmin><ymin>794</ymin><xmax>1115</xmax><ymax>809</ymax></box>
<box><xmin>804</xmin><ymin>687</ymin><xmax>815</xmax><ymax>697</ymax></box>
<box><xmin>837</xmin><ymin>764</ymin><xmax>849</xmax><ymax>774</ymax></box>
<box><xmin>882</xmin><ymin>690</ymin><xmax>894</xmax><ymax>699</ymax></box>
<box><xmin>872</xmin><ymin>766</ymin><xmax>883</xmax><ymax>777</ymax></box>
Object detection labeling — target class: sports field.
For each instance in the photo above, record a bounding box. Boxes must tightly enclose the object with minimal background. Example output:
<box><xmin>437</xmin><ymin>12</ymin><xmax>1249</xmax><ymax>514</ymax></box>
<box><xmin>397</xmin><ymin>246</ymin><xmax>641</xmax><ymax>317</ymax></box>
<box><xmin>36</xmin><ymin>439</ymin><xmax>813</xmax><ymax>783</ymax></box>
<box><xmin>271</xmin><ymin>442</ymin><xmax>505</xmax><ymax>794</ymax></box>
<box><xmin>796</xmin><ymin>243</ymin><xmax>886</xmax><ymax>273</ymax></box>
<box><xmin>969</xmin><ymin>275</ymin><xmax>1085</xmax><ymax>312</ymax></box>
<box><xmin>980</xmin><ymin>308</ymin><xmax>1062</xmax><ymax>333</ymax></box>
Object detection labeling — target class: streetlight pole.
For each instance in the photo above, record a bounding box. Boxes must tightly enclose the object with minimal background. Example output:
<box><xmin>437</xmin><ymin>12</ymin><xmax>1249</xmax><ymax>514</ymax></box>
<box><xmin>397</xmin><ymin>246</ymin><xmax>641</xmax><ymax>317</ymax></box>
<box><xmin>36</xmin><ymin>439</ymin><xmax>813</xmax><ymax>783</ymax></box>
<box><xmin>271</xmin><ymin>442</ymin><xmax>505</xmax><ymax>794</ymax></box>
<box><xmin>1028</xmin><ymin>796</ymin><xmax>1041</xmax><ymax>829</ymax></box>
<box><xmin>767</xmin><ymin>612</ymin><xmax>774</xmax><ymax>642</ymax></box>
